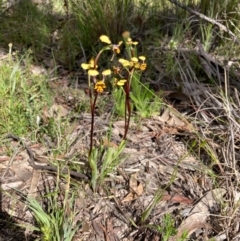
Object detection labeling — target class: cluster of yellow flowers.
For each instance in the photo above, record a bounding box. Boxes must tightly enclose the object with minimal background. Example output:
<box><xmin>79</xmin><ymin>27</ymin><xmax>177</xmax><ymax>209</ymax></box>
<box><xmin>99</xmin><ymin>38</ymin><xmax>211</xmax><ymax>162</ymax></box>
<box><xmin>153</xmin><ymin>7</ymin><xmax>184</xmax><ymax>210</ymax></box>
<box><xmin>119</xmin><ymin>56</ymin><xmax>146</xmax><ymax>71</ymax></box>
<box><xmin>81</xmin><ymin>34</ymin><xmax>147</xmax><ymax>93</ymax></box>
<box><xmin>81</xmin><ymin>58</ymin><xmax>111</xmax><ymax>93</ymax></box>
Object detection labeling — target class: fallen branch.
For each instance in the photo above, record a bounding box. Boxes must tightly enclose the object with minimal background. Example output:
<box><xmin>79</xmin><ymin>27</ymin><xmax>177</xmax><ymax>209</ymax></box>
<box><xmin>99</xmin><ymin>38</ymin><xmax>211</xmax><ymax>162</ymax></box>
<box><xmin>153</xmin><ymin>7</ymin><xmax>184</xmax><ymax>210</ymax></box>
<box><xmin>5</xmin><ymin>134</ymin><xmax>89</xmax><ymax>181</ymax></box>
<box><xmin>168</xmin><ymin>0</ymin><xmax>240</xmax><ymax>45</ymax></box>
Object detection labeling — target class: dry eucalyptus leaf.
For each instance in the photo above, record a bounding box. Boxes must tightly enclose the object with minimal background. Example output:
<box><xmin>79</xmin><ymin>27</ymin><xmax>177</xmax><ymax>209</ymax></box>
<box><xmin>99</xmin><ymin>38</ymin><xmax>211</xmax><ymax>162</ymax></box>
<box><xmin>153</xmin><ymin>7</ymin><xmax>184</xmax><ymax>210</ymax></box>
<box><xmin>102</xmin><ymin>137</ymin><xmax>118</xmax><ymax>148</ymax></box>
<box><xmin>169</xmin><ymin>188</ymin><xmax>226</xmax><ymax>240</ymax></box>
<box><xmin>122</xmin><ymin>173</ymin><xmax>143</xmax><ymax>202</ymax></box>
<box><xmin>1</xmin><ymin>181</ymin><xmax>23</xmax><ymax>190</ymax></box>
<box><xmin>10</xmin><ymin>157</ymin><xmax>33</xmax><ymax>182</ymax></box>
<box><xmin>168</xmin><ymin>112</ymin><xmax>185</xmax><ymax>127</ymax></box>
<box><xmin>30</xmin><ymin>65</ymin><xmax>47</xmax><ymax>75</ymax></box>
<box><xmin>28</xmin><ymin>169</ymin><xmax>41</xmax><ymax>198</ymax></box>
<box><xmin>167</xmin><ymin>91</ymin><xmax>191</xmax><ymax>102</ymax></box>
<box><xmin>160</xmin><ymin>108</ymin><xmax>170</xmax><ymax>122</ymax></box>
<box><xmin>162</xmin><ymin>194</ymin><xmax>193</xmax><ymax>205</ymax></box>
<box><xmin>45</xmin><ymin>103</ymin><xmax>69</xmax><ymax>119</ymax></box>
<box><xmin>82</xmin><ymin>222</ymin><xmax>90</xmax><ymax>232</ymax></box>
<box><xmin>75</xmin><ymin>190</ymin><xmax>87</xmax><ymax>210</ymax></box>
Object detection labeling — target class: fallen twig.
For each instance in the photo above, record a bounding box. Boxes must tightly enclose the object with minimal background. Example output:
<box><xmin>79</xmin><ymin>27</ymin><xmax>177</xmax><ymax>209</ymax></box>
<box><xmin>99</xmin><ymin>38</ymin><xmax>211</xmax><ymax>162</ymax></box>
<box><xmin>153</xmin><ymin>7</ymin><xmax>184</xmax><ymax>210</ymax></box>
<box><xmin>5</xmin><ymin>134</ymin><xmax>89</xmax><ymax>181</ymax></box>
<box><xmin>168</xmin><ymin>0</ymin><xmax>240</xmax><ymax>45</ymax></box>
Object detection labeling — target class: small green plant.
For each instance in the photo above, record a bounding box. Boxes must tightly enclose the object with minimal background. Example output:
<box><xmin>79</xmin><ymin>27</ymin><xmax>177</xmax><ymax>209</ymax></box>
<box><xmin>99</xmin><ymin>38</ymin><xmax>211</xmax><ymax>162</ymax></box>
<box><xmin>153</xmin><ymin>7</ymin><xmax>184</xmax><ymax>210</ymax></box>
<box><xmin>130</xmin><ymin>72</ymin><xmax>160</xmax><ymax>117</ymax></box>
<box><xmin>144</xmin><ymin>213</ymin><xmax>189</xmax><ymax>241</ymax></box>
<box><xmin>99</xmin><ymin>138</ymin><xmax>127</xmax><ymax>182</ymax></box>
<box><xmin>155</xmin><ymin>213</ymin><xmax>177</xmax><ymax>241</ymax></box>
<box><xmin>18</xmin><ymin>170</ymin><xmax>81</xmax><ymax>241</ymax></box>
<box><xmin>177</xmin><ymin>230</ymin><xmax>188</xmax><ymax>241</ymax></box>
<box><xmin>113</xmin><ymin>71</ymin><xmax>160</xmax><ymax>117</ymax></box>
<box><xmin>200</xmin><ymin>23</ymin><xmax>214</xmax><ymax>51</ymax></box>
<box><xmin>81</xmin><ymin>31</ymin><xmax>147</xmax><ymax>190</ymax></box>
<box><xmin>112</xmin><ymin>87</ymin><xmax>126</xmax><ymax>116</ymax></box>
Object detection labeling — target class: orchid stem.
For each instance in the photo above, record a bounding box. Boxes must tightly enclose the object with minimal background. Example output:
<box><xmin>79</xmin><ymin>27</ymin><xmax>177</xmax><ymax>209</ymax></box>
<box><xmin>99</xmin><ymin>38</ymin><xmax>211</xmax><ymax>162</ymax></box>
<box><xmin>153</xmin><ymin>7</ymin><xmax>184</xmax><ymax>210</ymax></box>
<box><xmin>89</xmin><ymin>90</ymin><xmax>98</xmax><ymax>157</ymax></box>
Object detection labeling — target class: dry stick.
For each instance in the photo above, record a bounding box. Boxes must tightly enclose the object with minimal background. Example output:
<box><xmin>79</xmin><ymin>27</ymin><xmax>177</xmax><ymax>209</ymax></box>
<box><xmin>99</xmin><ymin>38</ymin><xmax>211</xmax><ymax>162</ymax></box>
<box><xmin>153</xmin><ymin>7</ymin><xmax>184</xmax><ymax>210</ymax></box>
<box><xmin>6</xmin><ymin>134</ymin><xmax>89</xmax><ymax>180</ymax></box>
<box><xmin>168</xmin><ymin>0</ymin><xmax>240</xmax><ymax>45</ymax></box>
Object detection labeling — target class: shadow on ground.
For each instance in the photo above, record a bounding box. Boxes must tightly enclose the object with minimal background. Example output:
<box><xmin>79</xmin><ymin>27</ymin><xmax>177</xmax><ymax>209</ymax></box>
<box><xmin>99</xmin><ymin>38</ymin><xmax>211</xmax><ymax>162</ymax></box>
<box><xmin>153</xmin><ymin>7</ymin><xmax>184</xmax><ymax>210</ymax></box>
<box><xmin>0</xmin><ymin>180</ymin><xmax>35</xmax><ymax>241</ymax></box>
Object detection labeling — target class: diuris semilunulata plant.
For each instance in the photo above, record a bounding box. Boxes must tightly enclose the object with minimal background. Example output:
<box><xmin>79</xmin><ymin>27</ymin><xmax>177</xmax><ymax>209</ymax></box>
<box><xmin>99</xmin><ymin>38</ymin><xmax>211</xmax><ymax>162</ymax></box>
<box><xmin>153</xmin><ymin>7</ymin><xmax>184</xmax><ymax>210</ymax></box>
<box><xmin>81</xmin><ymin>31</ymin><xmax>146</xmax><ymax>191</ymax></box>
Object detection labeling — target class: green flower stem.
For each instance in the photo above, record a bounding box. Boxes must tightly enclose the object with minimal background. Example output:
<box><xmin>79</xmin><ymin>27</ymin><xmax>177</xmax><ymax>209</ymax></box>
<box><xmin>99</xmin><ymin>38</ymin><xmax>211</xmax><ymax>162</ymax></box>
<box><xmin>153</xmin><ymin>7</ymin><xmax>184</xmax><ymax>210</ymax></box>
<box><xmin>94</xmin><ymin>46</ymin><xmax>111</xmax><ymax>69</ymax></box>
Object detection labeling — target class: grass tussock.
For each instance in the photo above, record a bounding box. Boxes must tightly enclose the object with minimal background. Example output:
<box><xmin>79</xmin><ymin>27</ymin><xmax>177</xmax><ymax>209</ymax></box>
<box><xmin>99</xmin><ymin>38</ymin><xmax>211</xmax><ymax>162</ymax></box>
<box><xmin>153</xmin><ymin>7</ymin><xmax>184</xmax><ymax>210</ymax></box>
<box><xmin>0</xmin><ymin>51</ymin><xmax>51</xmax><ymax>136</ymax></box>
